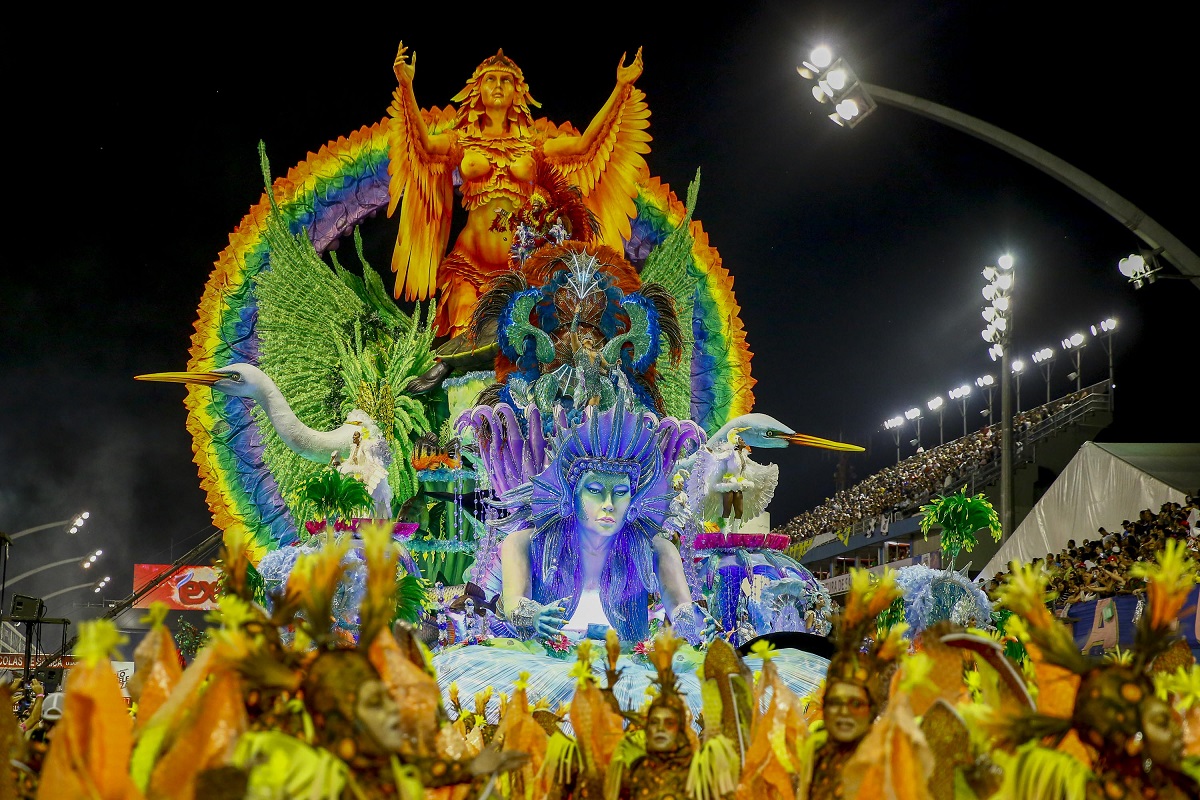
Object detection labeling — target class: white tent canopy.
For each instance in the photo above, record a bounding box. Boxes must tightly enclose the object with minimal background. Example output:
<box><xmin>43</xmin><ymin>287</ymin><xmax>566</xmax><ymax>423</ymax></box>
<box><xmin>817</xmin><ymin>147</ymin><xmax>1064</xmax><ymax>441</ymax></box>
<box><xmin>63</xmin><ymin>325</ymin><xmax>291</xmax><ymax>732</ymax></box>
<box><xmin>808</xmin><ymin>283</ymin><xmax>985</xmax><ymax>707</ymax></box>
<box><xmin>981</xmin><ymin>443</ymin><xmax>1200</xmax><ymax>577</ymax></box>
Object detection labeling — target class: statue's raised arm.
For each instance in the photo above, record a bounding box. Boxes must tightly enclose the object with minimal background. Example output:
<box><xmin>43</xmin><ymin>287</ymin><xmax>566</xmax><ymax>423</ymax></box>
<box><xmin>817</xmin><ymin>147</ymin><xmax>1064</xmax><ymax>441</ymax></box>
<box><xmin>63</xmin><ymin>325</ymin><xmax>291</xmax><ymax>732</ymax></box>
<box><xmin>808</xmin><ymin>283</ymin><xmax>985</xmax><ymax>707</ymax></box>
<box><xmin>387</xmin><ymin>41</ymin><xmax>459</xmax><ymax>307</ymax></box>
<box><xmin>543</xmin><ymin>47</ymin><xmax>651</xmax><ymax>253</ymax></box>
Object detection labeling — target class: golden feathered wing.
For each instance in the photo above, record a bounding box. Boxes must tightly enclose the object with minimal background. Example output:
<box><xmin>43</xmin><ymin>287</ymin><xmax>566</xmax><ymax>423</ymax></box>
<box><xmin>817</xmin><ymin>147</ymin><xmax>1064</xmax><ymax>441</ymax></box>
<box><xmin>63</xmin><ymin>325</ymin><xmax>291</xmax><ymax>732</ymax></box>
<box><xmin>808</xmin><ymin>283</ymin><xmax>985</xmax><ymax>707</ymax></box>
<box><xmin>543</xmin><ymin>84</ymin><xmax>652</xmax><ymax>251</ymax></box>
<box><xmin>386</xmin><ymin>96</ymin><xmax>458</xmax><ymax>302</ymax></box>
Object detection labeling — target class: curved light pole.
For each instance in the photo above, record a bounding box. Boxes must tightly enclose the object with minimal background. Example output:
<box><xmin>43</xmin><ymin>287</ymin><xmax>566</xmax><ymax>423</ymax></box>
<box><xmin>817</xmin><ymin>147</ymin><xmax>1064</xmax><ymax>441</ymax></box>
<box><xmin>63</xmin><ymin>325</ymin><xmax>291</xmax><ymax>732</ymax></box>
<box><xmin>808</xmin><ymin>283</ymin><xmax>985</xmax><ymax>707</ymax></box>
<box><xmin>5</xmin><ymin>511</ymin><xmax>91</xmax><ymax>542</ymax></box>
<box><xmin>6</xmin><ymin>550</ymin><xmax>104</xmax><ymax>589</ymax></box>
<box><xmin>797</xmin><ymin>49</ymin><xmax>1199</xmax><ymax>287</ymax></box>
<box><xmin>42</xmin><ymin>579</ymin><xmax>106</xmax><ymax>603</ymax></box>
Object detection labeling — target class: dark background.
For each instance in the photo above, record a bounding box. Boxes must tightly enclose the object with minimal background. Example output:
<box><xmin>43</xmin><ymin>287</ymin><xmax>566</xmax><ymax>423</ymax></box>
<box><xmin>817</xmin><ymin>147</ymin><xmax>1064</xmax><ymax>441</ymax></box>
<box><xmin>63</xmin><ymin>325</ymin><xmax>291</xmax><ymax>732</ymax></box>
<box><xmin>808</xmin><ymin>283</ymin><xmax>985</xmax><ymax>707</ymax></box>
<box><xmin>2</xmin><ymin>3</ymin><xmax>1196</xmax><ymax>632</ymax></box>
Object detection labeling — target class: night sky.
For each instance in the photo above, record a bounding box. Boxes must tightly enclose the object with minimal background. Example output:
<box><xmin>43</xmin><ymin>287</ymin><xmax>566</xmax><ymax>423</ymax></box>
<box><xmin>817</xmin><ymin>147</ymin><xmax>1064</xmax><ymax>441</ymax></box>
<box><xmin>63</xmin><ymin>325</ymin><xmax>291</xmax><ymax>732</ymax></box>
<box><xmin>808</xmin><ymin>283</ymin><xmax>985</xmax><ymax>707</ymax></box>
<box><xmin>3</xmin><ymin>3</ymin><xmax>1196</xmax><ymax>630</ymax></box>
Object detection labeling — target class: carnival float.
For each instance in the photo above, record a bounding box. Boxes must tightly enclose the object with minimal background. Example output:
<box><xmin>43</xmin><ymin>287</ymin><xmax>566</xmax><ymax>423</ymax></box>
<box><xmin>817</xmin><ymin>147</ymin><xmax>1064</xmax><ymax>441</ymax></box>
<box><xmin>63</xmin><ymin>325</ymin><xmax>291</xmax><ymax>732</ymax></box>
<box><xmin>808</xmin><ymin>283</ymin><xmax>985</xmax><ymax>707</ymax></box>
<box><xmin>8</xmin><ymin>40</ymin><xmax>1196</xmax><ymax>800</ymax></box>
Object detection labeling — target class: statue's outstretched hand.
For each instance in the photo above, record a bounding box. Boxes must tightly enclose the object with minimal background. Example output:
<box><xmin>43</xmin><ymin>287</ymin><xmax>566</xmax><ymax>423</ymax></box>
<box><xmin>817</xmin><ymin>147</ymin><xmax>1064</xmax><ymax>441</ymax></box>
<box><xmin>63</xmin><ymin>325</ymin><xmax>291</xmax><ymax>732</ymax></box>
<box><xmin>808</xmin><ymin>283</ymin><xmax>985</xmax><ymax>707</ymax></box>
<box><xmin>617</xmin><ymin>47</ymin><xmax>643</xmax><ymax>86</ymax></box>
<box><xmin>535</xmin><ymin>597</ymin><xmax>570</xmax><ymax>638</ymax></box>
<box><xmin>394</xmin><ymin>41</ymin><xmax>416</xmax><ymax>84</ymax></box>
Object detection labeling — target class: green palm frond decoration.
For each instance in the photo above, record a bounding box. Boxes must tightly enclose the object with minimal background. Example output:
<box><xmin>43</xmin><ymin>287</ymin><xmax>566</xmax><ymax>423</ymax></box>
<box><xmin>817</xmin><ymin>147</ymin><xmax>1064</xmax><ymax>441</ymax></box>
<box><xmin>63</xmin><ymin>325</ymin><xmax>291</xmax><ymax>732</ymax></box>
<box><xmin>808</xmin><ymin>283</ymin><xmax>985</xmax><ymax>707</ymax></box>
<box><xmin>299</xmin><ymin>468</ymin><xmax>376</xmax><ymax>524</ymax></box>
<box><xmin>394</xmin><ymin>572</ymin><xmax>429</xmax><ymax>625</ymax></box>
<box><xmin>918</xmin><ymin>487</ymin><xmax>1002</xmax><ymax>569</ymax></box>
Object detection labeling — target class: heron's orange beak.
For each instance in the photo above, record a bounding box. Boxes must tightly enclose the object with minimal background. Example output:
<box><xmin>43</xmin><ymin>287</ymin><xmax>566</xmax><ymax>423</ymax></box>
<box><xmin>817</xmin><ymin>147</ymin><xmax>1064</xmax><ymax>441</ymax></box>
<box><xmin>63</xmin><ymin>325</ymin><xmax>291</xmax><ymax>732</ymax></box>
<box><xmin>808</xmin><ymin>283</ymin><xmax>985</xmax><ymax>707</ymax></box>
<box><xmin>134</xmin><ymin>371</ymin><xmax>225</xmax><ymax>386</ymax></box>
<box><xmin>780</xmin><ymin>432</ymin><xmax>865</xmax><ymax>452</ymax></box>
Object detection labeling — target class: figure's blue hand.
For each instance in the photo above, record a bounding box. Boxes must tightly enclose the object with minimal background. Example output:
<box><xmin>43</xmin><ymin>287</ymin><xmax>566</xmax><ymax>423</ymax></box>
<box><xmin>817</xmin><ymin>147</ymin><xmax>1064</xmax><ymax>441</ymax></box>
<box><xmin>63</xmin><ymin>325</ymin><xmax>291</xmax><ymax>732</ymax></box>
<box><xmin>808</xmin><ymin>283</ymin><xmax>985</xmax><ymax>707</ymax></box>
<box><xmin>698</xmin><ymin>603</ymin><xmax>722</xmax><ymax>644</ymax></box>
<box><xmin>535</xmin><ymin>597</ymin><xmax>570</xmax><ymax>638</ymax></box>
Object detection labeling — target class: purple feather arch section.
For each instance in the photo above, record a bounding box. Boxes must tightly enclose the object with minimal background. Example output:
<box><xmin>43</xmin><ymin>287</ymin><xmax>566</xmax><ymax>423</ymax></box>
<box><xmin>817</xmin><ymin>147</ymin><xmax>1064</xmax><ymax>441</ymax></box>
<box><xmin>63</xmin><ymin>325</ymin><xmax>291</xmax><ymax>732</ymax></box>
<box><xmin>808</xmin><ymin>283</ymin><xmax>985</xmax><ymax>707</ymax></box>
<box><xmin>456</xmin><ymin>403</ymin><xmax>706</xmax><ymax>498</ymax></box>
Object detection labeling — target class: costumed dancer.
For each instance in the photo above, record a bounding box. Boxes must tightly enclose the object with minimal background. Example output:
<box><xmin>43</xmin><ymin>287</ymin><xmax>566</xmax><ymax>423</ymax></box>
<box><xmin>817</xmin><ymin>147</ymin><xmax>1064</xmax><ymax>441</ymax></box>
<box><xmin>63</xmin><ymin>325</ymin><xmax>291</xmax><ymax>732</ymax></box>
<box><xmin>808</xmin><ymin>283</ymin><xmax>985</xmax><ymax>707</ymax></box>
<box><xmin>986</xmin><ymin>539</ymin><xmax>1199</xmax><ymax>799</ymax></box>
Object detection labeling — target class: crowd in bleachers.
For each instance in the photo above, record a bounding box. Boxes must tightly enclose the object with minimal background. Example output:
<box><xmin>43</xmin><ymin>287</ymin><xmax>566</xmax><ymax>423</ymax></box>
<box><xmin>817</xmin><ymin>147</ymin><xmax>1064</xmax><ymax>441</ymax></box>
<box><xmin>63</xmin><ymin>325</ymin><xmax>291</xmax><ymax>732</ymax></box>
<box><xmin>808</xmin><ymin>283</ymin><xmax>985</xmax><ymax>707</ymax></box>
<box><xmin>775</xmin><ymin>389</ymin><xmax>1098</xmax><ymax>541</ymax></box>
<box><xmin>981</xmin><ymin>497</ymin><xmax>1200</xmax><ymax>604</ymax></box>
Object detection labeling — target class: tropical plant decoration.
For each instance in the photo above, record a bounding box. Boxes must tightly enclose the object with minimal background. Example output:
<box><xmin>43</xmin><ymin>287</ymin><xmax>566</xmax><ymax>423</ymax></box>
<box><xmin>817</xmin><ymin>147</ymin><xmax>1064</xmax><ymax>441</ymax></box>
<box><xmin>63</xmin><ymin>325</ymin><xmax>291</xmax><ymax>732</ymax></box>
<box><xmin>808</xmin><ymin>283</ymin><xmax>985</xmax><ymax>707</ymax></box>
<box><xmin>918</xmin><ymin>487</ymin><xmax>1002</xmax><ymax>569</ymax></box>
<box><xmin>297</xmin><ymin>467</ymin><xmax>376</xmax><ymax>524</ymax></box>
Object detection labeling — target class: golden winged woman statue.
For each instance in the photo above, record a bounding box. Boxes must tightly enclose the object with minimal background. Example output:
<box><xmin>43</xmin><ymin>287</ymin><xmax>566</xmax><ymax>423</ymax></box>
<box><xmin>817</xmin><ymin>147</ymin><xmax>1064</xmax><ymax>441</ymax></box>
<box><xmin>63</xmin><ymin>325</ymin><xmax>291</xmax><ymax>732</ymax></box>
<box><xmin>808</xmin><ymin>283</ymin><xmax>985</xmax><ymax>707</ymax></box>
<box><xmin>387</xmin><ymin>42</ymin><xmax>651</xmax><ymax>337</ymax></box>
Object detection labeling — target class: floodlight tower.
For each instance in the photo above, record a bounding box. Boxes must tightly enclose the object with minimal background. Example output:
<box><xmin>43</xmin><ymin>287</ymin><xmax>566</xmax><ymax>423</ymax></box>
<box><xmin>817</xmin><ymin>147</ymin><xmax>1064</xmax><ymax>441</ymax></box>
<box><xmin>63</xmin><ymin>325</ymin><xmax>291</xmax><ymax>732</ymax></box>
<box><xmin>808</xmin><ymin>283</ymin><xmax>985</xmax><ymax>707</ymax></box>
<box><xmin>975</xmin><ymin>375</ymin><xmax>995</xmax><ymax>426</ymax></box>
<box><xmin>948</xmin><ymin>385</ymin><xmax>972</xmax><ymax>438</ymax></box>
<box><xmin>1011</xmin><ymin>359</ymin><xmax>1025</xmax><ymax>414</ymax></box>
<box><xmin>883</xmin><ymin>415</ymin><xmax>904</xmax><ymax>464</ymax></box>
<box><xmin>982</xmin><ymin>254</ymin><xmax>1015</xmax><ymax>539</ymax></box>
<box><xmin>904</xmin><ymin>407</ymin><xmax>923</xmax><ymax>451</ymax></box>
<box><xmin>1061</xmin><ymin>332</ymin><xmax>1087</xmax><ymax>392</ymax></box>
<box><xmin>927</xmin><ymin>396</ymin><xmax>945</xmax><ymax>445</ymax></box>
<box><xmin>1090</xmin><ymin>318</ymin><xmax>1118</xmax><ymax>409</ymax></box>
<box><xmin>1031</xmin><ymin>347</ymin><xmax>1056</xmax><ymax>406</ymax></box>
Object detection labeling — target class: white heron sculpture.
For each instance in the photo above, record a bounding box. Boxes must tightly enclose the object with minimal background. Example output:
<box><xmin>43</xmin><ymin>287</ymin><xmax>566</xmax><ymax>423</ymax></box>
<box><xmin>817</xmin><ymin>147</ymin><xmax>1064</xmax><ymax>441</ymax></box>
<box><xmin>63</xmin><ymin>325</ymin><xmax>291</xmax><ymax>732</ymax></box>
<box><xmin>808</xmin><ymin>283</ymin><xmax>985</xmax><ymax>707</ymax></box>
<box><xmin>137</xmin><ymin>363</ymin><xmax>394</xmax><ymax>517</ymax></box>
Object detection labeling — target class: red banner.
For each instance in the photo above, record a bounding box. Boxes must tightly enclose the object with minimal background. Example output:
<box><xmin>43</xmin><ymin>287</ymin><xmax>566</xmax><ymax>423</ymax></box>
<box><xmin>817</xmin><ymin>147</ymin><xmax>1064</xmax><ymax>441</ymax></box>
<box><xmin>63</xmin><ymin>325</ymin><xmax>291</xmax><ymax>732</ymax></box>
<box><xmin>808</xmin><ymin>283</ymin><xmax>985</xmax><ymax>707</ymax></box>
<box><xmin>133</xmin><ymin>564</ymin><xmax>222</xmax><ymax>611</ymax></box>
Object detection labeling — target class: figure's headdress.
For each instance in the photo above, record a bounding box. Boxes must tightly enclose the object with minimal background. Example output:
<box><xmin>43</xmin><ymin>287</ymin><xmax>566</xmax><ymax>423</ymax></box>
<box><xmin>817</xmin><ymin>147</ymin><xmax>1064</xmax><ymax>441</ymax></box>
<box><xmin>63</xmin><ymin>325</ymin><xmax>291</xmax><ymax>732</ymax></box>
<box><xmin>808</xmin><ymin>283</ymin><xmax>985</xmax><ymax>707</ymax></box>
<box><xmin>452</xmin><ymin>49</ymin><xmax>540</xmax><ymax>133</ymax></box>
<box><xmin>824</xmin><ymin>569</ymin><xmax>907</xmax><ymax>715</ymax></box>
<box><xmin>645</xmin><ymin>630</ymin><xmax>693</xmax><ymax>754</ymax></box>
<box><xmin>527</xmin><ymin>398</ymin><xmax>682</xmax><ymax>541</ymax></box>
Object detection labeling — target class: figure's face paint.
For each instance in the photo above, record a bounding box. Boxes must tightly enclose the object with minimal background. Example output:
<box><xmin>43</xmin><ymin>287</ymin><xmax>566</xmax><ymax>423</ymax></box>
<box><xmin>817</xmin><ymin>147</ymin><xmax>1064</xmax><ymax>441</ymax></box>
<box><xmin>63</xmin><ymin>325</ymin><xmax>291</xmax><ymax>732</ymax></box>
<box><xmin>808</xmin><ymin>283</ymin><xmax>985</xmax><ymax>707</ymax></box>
<box><xmin>575</xmin><ymin>470</ymin><xmax>632</xmax><ymax>539</ymax></box>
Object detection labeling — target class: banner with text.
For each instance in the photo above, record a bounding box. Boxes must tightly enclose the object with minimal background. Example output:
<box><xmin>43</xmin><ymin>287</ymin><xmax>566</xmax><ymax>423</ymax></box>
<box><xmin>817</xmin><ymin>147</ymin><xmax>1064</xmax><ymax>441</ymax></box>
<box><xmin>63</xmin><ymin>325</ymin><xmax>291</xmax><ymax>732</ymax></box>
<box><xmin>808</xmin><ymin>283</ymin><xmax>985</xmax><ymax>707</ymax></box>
<box><xmin>132</xmin><ymin>564</ymin><xmax>221</xmax><ymax>611</ymax></box>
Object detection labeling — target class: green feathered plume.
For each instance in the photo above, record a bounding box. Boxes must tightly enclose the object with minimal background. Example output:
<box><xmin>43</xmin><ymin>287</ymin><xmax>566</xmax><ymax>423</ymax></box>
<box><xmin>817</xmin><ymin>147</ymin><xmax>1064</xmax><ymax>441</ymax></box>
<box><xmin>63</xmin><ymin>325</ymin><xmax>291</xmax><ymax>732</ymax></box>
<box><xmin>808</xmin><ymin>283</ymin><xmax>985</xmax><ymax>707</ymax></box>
<box><xmin>640</xmin><ymin>169</ymin><xmax>701</xmax><ymax>418</ymax></box>
<box><xmin>252</xmin><ymin>143</ymin><xmax>438</xmax><ymax>527</ymax></box>
<box><xmin>919</xmin><ymin>487</ymin><xmax>1002</xmax><ymax>569</ymax></box>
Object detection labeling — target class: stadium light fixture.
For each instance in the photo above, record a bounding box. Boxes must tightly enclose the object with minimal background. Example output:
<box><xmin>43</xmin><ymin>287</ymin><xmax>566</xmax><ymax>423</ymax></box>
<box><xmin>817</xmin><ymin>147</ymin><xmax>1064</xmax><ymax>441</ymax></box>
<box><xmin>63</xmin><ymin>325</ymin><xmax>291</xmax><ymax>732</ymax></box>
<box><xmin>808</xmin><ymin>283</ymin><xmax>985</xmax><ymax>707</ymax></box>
<box><xmin>796</xmin><ymin>47</ymin><xmax>878</xmax><ymax>128</ymax></box>
<box><xmin>948</xmin><ymin>385</ymin><xmax>972</xmax><ymax>437</ymax></box>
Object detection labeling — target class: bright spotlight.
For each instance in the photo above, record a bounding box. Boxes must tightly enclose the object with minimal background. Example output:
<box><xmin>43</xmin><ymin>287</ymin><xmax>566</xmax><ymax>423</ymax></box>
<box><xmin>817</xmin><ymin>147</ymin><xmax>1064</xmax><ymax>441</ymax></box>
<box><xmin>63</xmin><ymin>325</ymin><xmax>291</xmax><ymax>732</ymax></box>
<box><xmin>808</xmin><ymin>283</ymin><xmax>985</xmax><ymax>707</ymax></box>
<box><xmin>927</xmin><ymin>396</ymin><xmax>944</xmax><ymax>411</ymax></box>
<box><xmin>904</xmin><ymin>407</ymin><xmax>921</xmax><ymax>420</ymax></box>
<box><xmin>998</xmin><ymin>254</ymin><xmax>1014</xmax><ymax>270</ymax></box>
<box><xmin>992</xmin><ymin>295</ymin><xmax>1010</xmax><ymax>312</ymax></box>
<box><xmin>95</xmin><ymin>549</ymin><xmax>103</xmax><ymax>556</ymax></box>
<box><xmin>810</xmin><ymin>46</ymin><xmax>833</xmax><ymax>69</ymax></box>
<box><xmin>1012</xmin><ymin>359</ymin><xmax>1025</xmax><ymax>372</ymax></box>
<box><xmin>81</xmin><ymin>511</ymin><xmax>90</xmax><ymax>519</ymax></box>
<box><xmin>70</xmin><ymin>527</ymin><xmax>78</xmax><ymax>534</ymax></box>
<box><xmin>994</xmin><ymin>273</ymin><xmax>1013</xmax><ymax>292</ymax></box>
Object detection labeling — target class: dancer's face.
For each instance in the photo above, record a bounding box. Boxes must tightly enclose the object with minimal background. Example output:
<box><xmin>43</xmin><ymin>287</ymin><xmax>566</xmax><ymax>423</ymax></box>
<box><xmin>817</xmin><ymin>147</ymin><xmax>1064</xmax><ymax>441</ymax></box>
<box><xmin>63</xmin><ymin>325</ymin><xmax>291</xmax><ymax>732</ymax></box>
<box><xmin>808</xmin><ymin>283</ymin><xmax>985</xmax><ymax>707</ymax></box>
<box><xmin>646</xmin><ymin>705</ymin><xmax>685</xmax><ymax>753</ymax></box>
<box><xmin>575</xmin><ymin>470</ymin><xmax>632</xmax><ymax>538</ymax></box>
<box><xmin>824</xmin><ymin>681</ymin><xmax>872</xmax><ymax>744</ymax></box>
<box><xmin>355</xmin><ymin>679</ymin><xmax>405</xmax><ymax>753</ymax></box>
